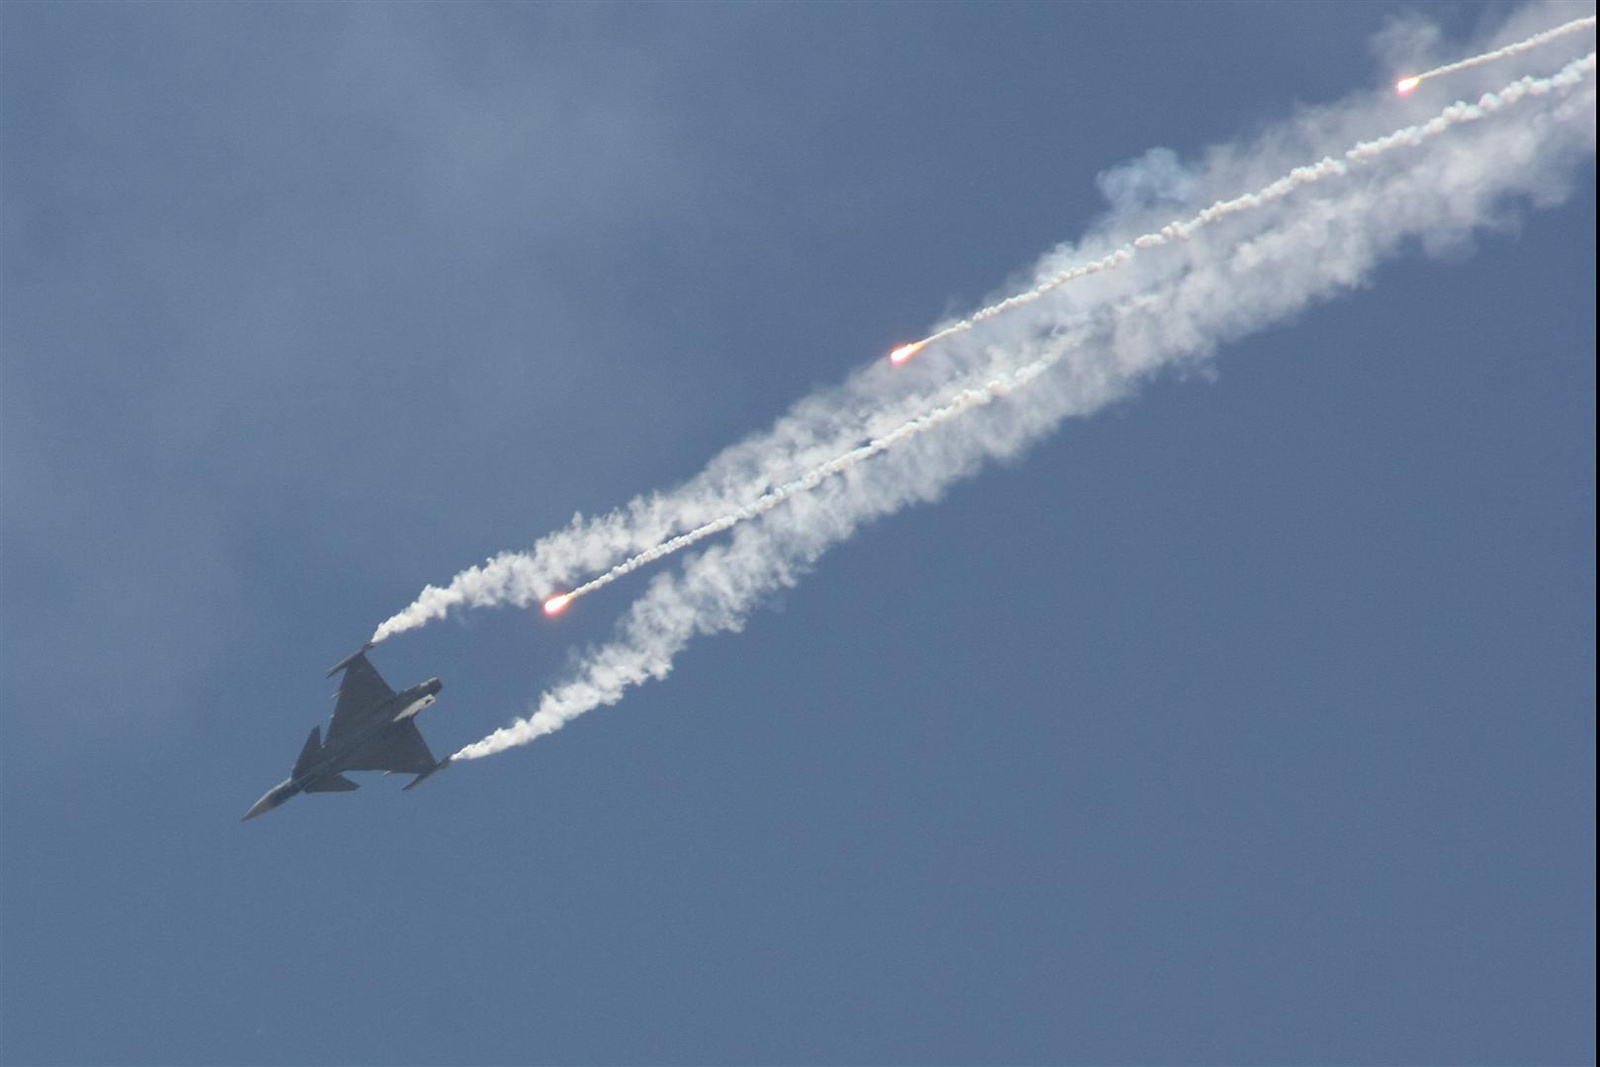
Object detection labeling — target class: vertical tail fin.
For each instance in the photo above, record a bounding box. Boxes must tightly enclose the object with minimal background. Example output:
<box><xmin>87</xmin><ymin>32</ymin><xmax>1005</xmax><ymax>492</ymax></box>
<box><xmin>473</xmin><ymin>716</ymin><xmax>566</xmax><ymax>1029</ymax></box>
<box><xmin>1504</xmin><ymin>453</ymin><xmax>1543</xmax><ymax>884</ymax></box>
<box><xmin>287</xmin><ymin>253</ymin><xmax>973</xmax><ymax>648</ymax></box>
<box><xmin>292</xmin><ymin>725</ymin><xmax>322</xmax><ymax>777</ymax></box>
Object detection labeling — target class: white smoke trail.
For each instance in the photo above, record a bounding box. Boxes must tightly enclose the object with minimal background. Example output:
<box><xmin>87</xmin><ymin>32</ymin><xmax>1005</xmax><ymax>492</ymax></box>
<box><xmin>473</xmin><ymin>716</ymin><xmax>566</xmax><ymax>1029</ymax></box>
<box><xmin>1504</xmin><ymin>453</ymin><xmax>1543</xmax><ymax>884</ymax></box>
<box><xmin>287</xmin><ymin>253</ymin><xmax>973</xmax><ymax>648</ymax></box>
<box><xmin>544</xmin><ymin>49</ymin><xmax>1600</xmax><ymax>611</ymax></box>
<box><xmin>371</xmin><ymin>16</ymin><xmax>1598</xmax><ymax>647</ymax></box>
<box><xmin>451</xmin><ymin>48</ymin><xmax>1596</xmax><ymax>760</ymax></box>
<box><xmin>904</xmin><ymin>14</ymin><xmax>1598</xmax><ymax>349</ymax></box>
<box><xmin>553</xmin><ymin>367</ymin><xmax>1050</xmax><ymax>607</ymax></box>
<box><xmin>1398</xmin><ymin>13</ymin><xmax>1594</xmax><ymax>92</ymax></box>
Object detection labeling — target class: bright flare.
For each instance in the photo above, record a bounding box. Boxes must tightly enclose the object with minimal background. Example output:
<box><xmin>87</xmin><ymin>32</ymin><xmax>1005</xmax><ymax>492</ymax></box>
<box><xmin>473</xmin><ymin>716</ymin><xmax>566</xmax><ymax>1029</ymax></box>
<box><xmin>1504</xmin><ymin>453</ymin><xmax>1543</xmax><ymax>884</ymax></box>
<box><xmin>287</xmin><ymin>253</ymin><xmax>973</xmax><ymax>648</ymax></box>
<box><xmin>543</xmin><ymin>593</ymin><xmax>573</xmax><ymax>616</ymax></box>
<box><xmin>889</xmin><ymin>340</ymin><xmax>927</xmax><ymax>364</ymax></box>
<box><xmin>1394</xmin><ymin>15</ymin><xmax>1595</xmax><ymax>96</ymax></box>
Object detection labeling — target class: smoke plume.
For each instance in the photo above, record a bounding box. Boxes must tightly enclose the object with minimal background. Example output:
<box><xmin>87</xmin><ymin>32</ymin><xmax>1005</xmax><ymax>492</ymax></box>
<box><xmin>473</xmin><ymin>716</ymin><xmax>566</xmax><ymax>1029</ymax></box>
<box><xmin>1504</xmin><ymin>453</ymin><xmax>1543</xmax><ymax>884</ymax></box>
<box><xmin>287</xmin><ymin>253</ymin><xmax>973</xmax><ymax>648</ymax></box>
<box><xmin>373</xmin><ymin>12</ymin><xmax>1598</xmax><ymax>760</ymax></box>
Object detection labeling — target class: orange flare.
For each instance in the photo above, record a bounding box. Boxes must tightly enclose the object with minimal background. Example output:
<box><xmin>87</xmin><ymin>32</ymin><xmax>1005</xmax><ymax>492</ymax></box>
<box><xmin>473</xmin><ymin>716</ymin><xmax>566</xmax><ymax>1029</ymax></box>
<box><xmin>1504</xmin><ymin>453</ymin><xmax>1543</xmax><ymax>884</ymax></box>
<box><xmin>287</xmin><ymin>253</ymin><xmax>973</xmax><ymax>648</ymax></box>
<box><xmin>543</xmin><ymin>593</ymin><xmax>573</xmax><ymax>616</ymax></box>
<box><xmin>1396</xmin><ymin>76</ymin><xmax>1421</xmax><ymax>95</ymax></box>
<box><xmin>889</xmin><ymin>340</ymin><xmax>927</xmax><ymax>365</ymax></box>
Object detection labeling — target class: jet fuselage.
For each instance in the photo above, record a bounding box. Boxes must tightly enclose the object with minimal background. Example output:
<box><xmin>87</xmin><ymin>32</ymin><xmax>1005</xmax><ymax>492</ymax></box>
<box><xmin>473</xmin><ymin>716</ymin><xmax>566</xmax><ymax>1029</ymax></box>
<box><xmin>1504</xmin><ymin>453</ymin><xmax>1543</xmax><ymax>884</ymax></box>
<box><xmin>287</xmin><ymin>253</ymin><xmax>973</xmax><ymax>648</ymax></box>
<box><xmin>243</xmin><ymin>676</ymin><xmax>442</xmax><ymax>820</ymax></box>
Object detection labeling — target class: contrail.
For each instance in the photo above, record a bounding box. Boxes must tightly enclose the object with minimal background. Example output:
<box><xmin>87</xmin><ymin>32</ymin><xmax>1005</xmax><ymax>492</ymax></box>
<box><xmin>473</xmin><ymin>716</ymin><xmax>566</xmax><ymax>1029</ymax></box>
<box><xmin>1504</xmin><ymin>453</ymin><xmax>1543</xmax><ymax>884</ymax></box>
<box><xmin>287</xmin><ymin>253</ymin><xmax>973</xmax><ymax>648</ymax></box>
<box><xmin>369</xmin><ymin>20</ymin><xmax>1599</xmax><ymax>644</ymax></box>
<box><xmin>1396</xmin><ymin>13</ymin><xmax>1594</xmax><ymax>94</ymax></box>
<box><xmin>450</xmin><ymin>44</ymin><xmax>1596</xmax><ymax>761</ymax></box>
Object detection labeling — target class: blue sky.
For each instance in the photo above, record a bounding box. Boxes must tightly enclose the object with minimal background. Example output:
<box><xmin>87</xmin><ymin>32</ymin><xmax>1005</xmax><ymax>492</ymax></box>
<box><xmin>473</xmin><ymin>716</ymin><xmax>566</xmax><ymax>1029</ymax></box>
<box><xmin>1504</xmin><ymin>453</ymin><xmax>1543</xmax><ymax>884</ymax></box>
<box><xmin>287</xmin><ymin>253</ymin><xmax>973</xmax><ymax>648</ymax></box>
<box><xmin>2</xmin><ymin>3</ymin><xmax>1594</xmax><ymax>1064</ymax></box>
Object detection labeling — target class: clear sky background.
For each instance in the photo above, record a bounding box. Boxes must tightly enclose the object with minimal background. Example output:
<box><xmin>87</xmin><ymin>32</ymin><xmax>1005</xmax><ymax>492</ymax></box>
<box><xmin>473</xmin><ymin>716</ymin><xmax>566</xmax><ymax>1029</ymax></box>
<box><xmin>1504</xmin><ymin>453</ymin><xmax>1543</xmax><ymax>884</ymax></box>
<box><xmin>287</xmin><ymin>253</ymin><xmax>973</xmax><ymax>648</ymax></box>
<box><xmin>2</xmin><ymin>3</ymin><xmax>1594</xmax><ymax>1065</ymax></box>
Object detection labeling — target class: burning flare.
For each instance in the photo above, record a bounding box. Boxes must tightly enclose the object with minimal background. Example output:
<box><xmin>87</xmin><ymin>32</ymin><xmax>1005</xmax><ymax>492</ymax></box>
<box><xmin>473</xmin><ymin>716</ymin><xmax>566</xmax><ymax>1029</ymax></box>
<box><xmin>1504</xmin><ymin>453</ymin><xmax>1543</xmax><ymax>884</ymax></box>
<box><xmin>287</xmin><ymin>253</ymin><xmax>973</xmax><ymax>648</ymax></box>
<box><xmin>1392</xmin><ymin>15</ymin><xmax>1593</xmax><ymax>98</ymax></box>
<box><xmin>889</xmin><ymin>340</ymin><xmax>927</xmax><ymax>365</ymax></box>
<box><xmin>543</xmin><ymin>593</ymin><xmax>573</xmax><ymax>616</ymax></box>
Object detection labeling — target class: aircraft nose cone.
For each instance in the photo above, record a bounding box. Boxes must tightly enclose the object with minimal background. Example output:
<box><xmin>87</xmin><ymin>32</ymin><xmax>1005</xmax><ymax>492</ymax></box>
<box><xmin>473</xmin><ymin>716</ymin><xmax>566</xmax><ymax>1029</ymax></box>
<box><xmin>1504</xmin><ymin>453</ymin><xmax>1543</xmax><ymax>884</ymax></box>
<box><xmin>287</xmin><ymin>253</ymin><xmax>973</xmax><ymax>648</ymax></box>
<box><xmin>242</xmin><ymin>785</ymin><xmax>284</xmax><ymax>822</ymax></box>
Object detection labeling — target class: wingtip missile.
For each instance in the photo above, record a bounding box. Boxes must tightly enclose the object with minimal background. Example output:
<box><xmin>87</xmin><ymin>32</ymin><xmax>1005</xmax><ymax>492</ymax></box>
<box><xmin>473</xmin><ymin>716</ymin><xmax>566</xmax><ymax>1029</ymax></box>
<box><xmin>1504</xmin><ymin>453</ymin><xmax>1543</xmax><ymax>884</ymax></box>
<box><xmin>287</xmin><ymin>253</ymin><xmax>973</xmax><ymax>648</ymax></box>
<box><xmin>326</xmin><ymin>642</ymin><xmax>376</xmax><ymax>678</ymax></box>
<box><xmin>403</xmin><ymin>756</ymin><xmax>453</xmax><ymax>791</ymax></box>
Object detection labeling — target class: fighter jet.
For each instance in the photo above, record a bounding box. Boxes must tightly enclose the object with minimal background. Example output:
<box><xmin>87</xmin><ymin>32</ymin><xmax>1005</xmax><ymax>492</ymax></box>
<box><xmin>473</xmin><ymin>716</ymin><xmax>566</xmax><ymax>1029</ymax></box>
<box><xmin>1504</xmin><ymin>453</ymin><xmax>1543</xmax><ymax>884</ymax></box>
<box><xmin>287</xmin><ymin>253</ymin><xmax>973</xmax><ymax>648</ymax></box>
<box><xmin>243</xmin><ymin>644</ymin><xmax>452</xmax><ymax>821</ymax></box>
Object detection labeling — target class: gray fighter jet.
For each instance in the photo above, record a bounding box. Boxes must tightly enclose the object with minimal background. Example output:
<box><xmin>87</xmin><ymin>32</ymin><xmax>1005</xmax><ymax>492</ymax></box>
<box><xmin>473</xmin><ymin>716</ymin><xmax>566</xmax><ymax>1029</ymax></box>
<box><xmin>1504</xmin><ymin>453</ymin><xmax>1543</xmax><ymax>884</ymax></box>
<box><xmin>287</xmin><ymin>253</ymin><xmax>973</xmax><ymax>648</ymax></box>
<box><xmin>243</xmin><ymin>644</ymin><xmax>452</xmax><ymax>821</ymax></box>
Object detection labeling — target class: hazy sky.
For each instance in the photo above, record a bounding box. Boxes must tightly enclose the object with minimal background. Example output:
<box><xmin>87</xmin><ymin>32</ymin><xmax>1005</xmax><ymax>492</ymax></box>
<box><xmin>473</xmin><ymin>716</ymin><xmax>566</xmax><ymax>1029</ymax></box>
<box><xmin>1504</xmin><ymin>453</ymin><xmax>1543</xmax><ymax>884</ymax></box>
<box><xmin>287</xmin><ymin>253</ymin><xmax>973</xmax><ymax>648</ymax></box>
<box><xmin>3</xmin><ymin>3</ymin><xmax>1594</xmax><ymax>1064</ymax></box>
